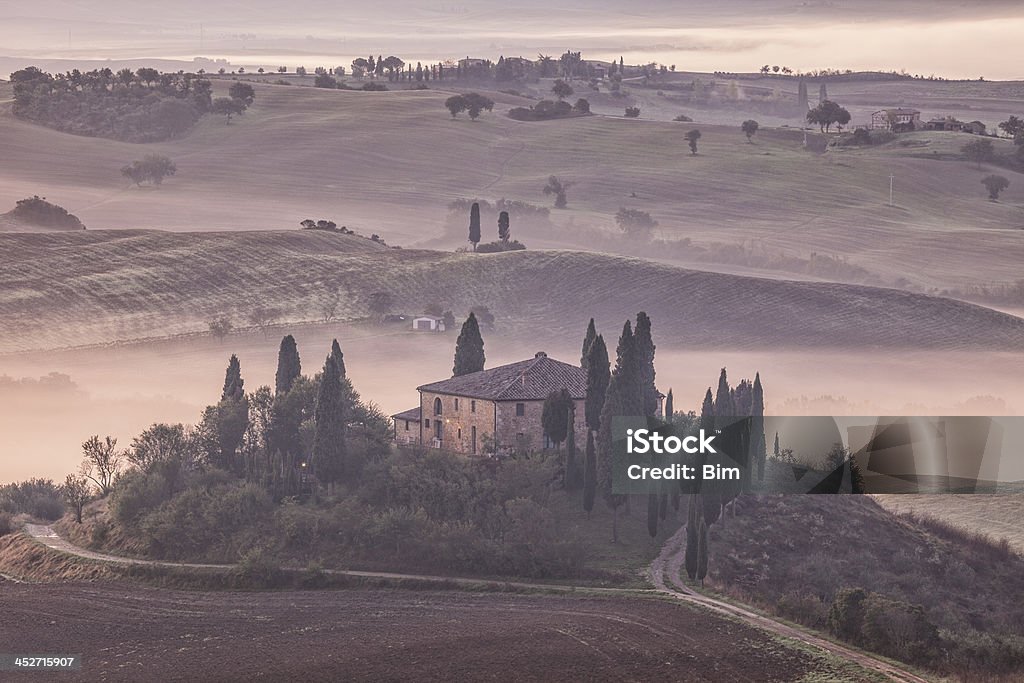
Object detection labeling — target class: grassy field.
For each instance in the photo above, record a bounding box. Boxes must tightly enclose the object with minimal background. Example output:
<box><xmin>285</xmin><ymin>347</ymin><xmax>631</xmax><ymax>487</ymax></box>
<box><xmin>1</xmin><ymin>229</ymin><xmax>1023</xmax><ymax>354</ymax></box>
<box><xmin>0</xmin><ymin>79</ymin><xmax>1021</xmax><ymax>291</ymax></box>
<box><xmin>875</xmin><ymin>490</ymin><xmax>1024</xmax><ymax>554</ymax></box>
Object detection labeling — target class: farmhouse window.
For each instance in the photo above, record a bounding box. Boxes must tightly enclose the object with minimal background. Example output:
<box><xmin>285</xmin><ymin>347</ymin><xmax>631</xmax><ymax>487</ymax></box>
<box><xmin>516</xmin><ymin>403</ymin><xmax>525</xmax><ymax>416</ymax></box>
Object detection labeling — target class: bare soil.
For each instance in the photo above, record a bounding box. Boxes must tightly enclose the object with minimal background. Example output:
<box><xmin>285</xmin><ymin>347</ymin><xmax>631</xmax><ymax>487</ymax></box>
<box><xmin>0</xmin><ymin>582</ymin><xmax>820</xmax><ymax>682</ymax></box>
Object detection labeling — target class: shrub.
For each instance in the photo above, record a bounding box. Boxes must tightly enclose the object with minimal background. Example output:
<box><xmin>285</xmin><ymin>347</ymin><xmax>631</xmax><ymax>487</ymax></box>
<box><xmin>6</xmin><ymin>196</ymin><xmax>85</xmax><ymax>230</ymax></box>
<box><xmin>233</xmin><ymin>547</ymin><xmax>286</xmax><ymax>588</ymax></box>
<box><xmin>476</xmin><ymin>240</ymin><xmax>527</xmax><ymax>253</ymax></box>
<box><xmin>0</xmin><ymin>511</ymin><xmax>13</xmax><ymax>536</ymax></box>
<box><xmin>624</xmin><ymin>106</ymin><xmax>640</xmax><ymax>118</ymax></box>
<box><xmin>673</xmin><ymin>113</ymin><xmax>693</xmax><ymax>122</ymax></box>
<box><xmin>507</xmin><ymin>99</ymin><xmax>575</xmax><ymax>121</ymax></box>
<box><xmin>0</xmin><ymin>478</ymin><xmax>65</xmax><ymax>519</ymax></box>
<box><xmin>109</xmin><ymin>470</ymin><xmax>173</xmax><ymax>528</ymax></box>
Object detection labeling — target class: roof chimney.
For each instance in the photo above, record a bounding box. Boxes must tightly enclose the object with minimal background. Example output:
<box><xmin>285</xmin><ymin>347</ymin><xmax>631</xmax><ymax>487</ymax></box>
<box><xmin>535</xmin><ymin>351</ymin><xmax>547</xmax><ymax>358</ymax></box>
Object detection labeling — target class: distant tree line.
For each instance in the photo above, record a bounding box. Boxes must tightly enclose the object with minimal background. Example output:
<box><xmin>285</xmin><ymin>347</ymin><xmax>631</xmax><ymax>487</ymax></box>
<box><xmin>9</xmin><ymin>66</ymin><xmax>224</xmax><ymax>142</ymax></box>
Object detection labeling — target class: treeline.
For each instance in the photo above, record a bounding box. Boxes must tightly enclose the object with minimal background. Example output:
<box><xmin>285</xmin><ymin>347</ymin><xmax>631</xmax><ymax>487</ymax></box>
<box><xmin>8</xmin><ymin>67</ymin><xmax>252</xmax><ymax>142</ymax></box>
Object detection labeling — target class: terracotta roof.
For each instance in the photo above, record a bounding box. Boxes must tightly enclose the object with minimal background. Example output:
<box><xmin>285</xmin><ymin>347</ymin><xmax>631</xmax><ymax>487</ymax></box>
<box><xmin>874</xmin><ymin>108</ymin><xmax>920</xmax><ymax>115</ymax></box>
<box><xmin>417</xmin><ymin>352</ymin><xmax>587</xmax><ymax>401</ymax></box>
<box><xmin>392</xmin><ymin>407</ymin><xmax>422</xmax><ymax>421</ymax></box>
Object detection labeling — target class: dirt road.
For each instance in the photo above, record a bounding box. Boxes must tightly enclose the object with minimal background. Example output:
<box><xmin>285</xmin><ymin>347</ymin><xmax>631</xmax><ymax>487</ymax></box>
<box><xmin>648</xmin><ymin>524</ymin><xmax>933</xmax><ymax>683</ymax></box>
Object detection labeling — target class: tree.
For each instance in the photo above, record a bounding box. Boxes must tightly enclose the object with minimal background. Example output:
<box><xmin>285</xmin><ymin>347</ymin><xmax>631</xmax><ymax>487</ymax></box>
<box><xmin>542</xmin><ymin>388</ymin><xmax>572</xmax><ymax>450</ymax></box>
<box><xmin>212</xmin><ymin>96</ymin><xmax>246</xmax><ymax>123</ymax></box>
<box><xmin>741</xmin><ymin>119</ymin><xmax>759</xmax><ymax>142</ymax></box>
<box><xmin>615</xmin><ymin>208</ymin><xmax>658</xmax><ymax>239</ymax></box>
<box><xmin>752</xmin><ymin>373</ymin><xmax>766</xmax><ymax>481</ymax></box>
<box><xmin>806</xmin><ymin>100</ymin><xmax>851</xmax><ymax>133</ymax></box>
<box><xmin>543</xmin><ymin>175</ymin><xmax>571</xmax><ymax>208</ymax></box>
<box><xmin>982</xmin><ymin>174</ymin><xmax>1010</xmax><ymax>200</ymax></box>
<box><xmin>685</xmin><ymin>493</ymin><xmax>701</xmax><ymax>579</ymax></box>
<box><xmin>647</xmin><ymin>491</ymin><xmax>659</xmax><ymax>538</ymax></box>
<box><xmin>222</xmin><ymin>354</ymin><xmax>244</xmax><ymax>400</ymax></box>
<box><xmin>228</xmin><ymin>81</ymin><xmax>255</xmax><ymax>105</ymax></box>
<box><xmin>330</xmin><ymin>338</ymin><xmax>347</xmax><ymax>378</ymax></box>
<box><xmin>963</xmin><ymin>138</ymin><xmax>995</xmax><ymax>169</ymax></box>
<box><xmin>275</xmin><ymin>335</ymin><xmax>301</xmax><ymax>395</ymax></box>
<box><xmin>136</xmin><ymin>67</ymin><xmax>159</xmax><ymax>85</ymax></box>
<box><xmin>581</xmin><ymin>318</ymin><xmax>597</xmax><ymax>370</ymax></box>
<box><xmin>208</xmin><ymin>316</ymin><xmax>233</xmax><ymax>342</ymax></box>
<box><xmin>624</xmin><ymin>106</ymin><xmax>640</xmax><ymax>118</ymax></box>
<box><xmin>696</xmin><ymin>519</ymin><xmax>709</xmax><ymax>585</ymax></box>
<box><xmin>312</xmin><ymin>355</ymin><xmax>347</xmax><ymax>491</ymax></box>
<box><xmin>468</xmin><ymin>202</ymin><xmax>481</xmax><ymax>250</ymax></box>
<box><xmin>998</xmin><ymin>115</ymin><xmax>1024</xmax><ymax>139</ymax></box>
<box><xmin>80</xmin><ymin>435</ymin><xmax>123</xmax><ymax>496</ymax></box>
<box><xmin>463</xmin><ymin>92</ymin><xmax>494</xmax><ymax>120</ymax></box>
<box><xmin>634</xmin><ymin>312</ymin><xmax>657</xmax><ymax>418</ymax></box>
<box><xmin>573</xmin><ymin>98</ymin><xmax>590</xmax><ymax>114</ymax></box>
<box><xmin>121</xmin><ymin>154</ymin><xmax>177</xmax><ymax>186</ymax></box>
<box><xmin>583</xmin><ymin>430</ymin><xmax>597</xmax><ymax>514</ymax></box>
<box><xmin>367</xmin><ymin>291</ymin><xmax>394</xmax><ymax>322</ymax></box>
<box><xmin>62</xmin><ymin>473</ymin><xmax>91</xmax><ymax>523</ymax></box>
<box><xmin>498</xmin><ymin>210</ymin><xmax>510</xmax><ymax>242</ymax></box>
<box><xmin>314</xmin><ymin>73</ymin><xmax>338</xmax><ymax>88</ymax></box>
<box><xmin>584</xmin><ymin>334</ymin><xmax>610</xmax><ymax>431</ymax></box>
<box><xmin>445</xmin><ymin>94</ymin><xmax>467</xmax><ymax>118</ymax></box>
<box><xmin>453</xmin><ymin>313</ymin><xmax>485</xmax><ymax>376</ymax></box>
<box><xmin>597</xmin><ymin>321</ymin><xmax>642</xmax><ymax>543</ymax></box>
<box><xmin>685</xmin><ymin>129</ymin><xmax>701</xmax><ymax>155</ymax></box>
<box><xmin>797</xmin><ymin>80</ymin><xmax>809</xmax><ymax>111</ymax></box>
<box><xmin>551</xmin><ymin>79</ymin><xmax>573</xmax><ymax>100</ymax></box>
<box><xmin>247</xmin><ymin>306</ymin><xmax>280</xmax><ymax>336</ymax></box>
<box><xmin>565</xmin><ymin>401</ymin><xmax>578</xmax><ymax>489</ymax></box>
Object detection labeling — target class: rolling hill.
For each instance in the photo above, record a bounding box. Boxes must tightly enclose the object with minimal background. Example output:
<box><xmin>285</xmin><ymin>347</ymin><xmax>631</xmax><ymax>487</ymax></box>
<box><xmin>1</xmin><ymin>229</ymin><xmax>1022</xmax><ymax>354</ymax></box>
<box><xmin>0</xmin><ymin>80</ymin><xmax>1022</xmax><ymax>293</ymax></box>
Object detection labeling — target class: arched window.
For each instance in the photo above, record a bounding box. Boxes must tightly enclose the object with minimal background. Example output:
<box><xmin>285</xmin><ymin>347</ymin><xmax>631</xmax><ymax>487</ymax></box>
<box><xmin>434</xmin><ymin>397</ymin><xmax>443</xmax><ymax>416</ymax></box>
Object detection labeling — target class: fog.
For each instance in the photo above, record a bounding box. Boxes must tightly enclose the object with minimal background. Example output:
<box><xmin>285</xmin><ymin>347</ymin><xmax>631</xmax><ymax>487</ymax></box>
<box><xmin>2</xmin><ymin>324</ymin><xmax>1021</xmax><ymax>483</ymax></box>
<box><xmin>3</xmin><ymin>1</ymin><xmax>1024</xmax><ymax>79</ymax></box>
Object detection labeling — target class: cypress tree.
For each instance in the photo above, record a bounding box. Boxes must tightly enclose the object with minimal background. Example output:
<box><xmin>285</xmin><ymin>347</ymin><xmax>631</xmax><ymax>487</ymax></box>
<box><xmin>647</xmin><ymin>492</ymin><xmax>659</xmax><ymax>538</ymax></box>
<box><xmin>665</xmin><ymin>388</ymin><xmax>674</xmax><ymax>423</ymax></box>
<box><xmin>634</xmin><ymin>312</ymin><xmax>658</xmax><ymax>418</ymax></box>
<box><xmin>452</xmin><ymin>313</ymin><xmax>485</xmax><ymax>376</ymax></box>
<box><xmin>584</xmin><ymin>334</ymin><xmax>610</xmax><ymax>431</ymax></box>
<box><xmin>685</xmin><ymin>494</ymin><xmax>700</xmax><ymax>580</ymax></box>
<box><xmin>597</xmin><ymin>320</ymin><xmax>642</xmax><ymax>543</ymax></box>
<box><xmin>468</xmin><ymin>202</ymin><xmax>481</xmax><ymax>250</ymax></box>
<box><xmin>217</xmin><ymin>355</ymin><xmax>248</xmax><ymax>473</ymax></box>
<box><xmin>312</xmin><ymin>355</ymin><xmax>346</xmax><ymax>490</ymax></box>
<box><xmin>752</xmin><ymin>372</ymin><xmax>766</xmax><ymax>481</ymax></box>
<box><xmin>697</xmin><ymin>519</ymin><xmax>709</xmax><ymax>585</ymax></box>
<box><xmin>541</xmin><ymin>388</ymin><xmax>571</xmax><ymax>450</ymax></box>
<box><xmin>714</xmin><ymin>367</ymin><xmax>732</xmax><ymax>422</ymax></box>
<box><xmin>275</xmin><ymin>335</ymin><xmax>301</xmax><ymax>395</ymax></box>
<box><xmin>819</xmin><ymin>82</ymin><xmax>827</xmax><ymax>103</ymax></box>
<box><xmin>659</xmin><ymin>486</ymin><xmax>668</xmax><ymax>520</ymax></box>
<box><xmin>581</xmin><ymin>318</ymin><xmax>597</xmax><ymax>369</ymax></box>
<box><xmin>699</xmin><ymin>389</ymin><xmax>721</xmax><ymax>525</ymax></box>
<box><xmin>797</xmin><ymin>79</ymin><xmax>808</xmax><ymax>111</ymax></box>
<box><xmin>565</xmin><ymin>400</ymin><xmax>578</xmax><ymax>489</ymax></box>
<box><xmin>583</xmin><ymin>430</ymin><xmax>597</xmax><ymax>514</ymax></box>
<box><xmin>222</xmin><ymin>354</ymin><xmax>244</xmax><ymax>400</ymax></box>
<box><xmin>330</xmin><ymin>338</ymin><xmax>346</xmax><ymax>379</ymax></box>
<box><xmin>498</xmin><ymin>210</ymin><xmax>510</xmax><ymax>242</ymax></box>
<box><xmin>774</xmin><ymin>431</ymin><xmax>780</xmax><ymax>458</ymax></box>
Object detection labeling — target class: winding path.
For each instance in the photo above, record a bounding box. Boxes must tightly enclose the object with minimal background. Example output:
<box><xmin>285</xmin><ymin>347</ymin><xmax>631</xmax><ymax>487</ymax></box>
<box><xmin>23</xmin><ymin>523</ymin><xmax>932</xmax><ymax>681</ymax></box>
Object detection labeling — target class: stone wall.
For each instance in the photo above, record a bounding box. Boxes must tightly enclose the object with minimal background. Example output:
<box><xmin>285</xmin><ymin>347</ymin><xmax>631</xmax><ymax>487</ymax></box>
<box><xmin>419</xmin><ymin>390</ymin><xmax>496</xmax><ymax>455</ymax></box>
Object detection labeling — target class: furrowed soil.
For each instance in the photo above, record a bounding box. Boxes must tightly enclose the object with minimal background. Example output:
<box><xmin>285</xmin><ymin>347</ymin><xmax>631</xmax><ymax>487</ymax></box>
<box><xmin>0</xmin><ymin>582</ymin><xmax>826</xmax><ymax>682</ymax></box>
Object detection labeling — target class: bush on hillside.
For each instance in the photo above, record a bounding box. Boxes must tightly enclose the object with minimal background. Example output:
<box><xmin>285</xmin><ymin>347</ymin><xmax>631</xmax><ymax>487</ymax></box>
<box><xmin>0</xmin><ymin>511</ymin><xmax>14</xmax><ymax>536</ymax></box>
<box><xmin>476</xmin><ymin>240</ymin><xmax>526</xmax><ymax>252</ymax></box>
<box><xmin>507</xmin><ymin>99</ymin><xmax>583</xmax><ymax>121</ymax></box>
<box><xmin>6</xmin><ymin>196</ymin><xmax>85</xmax><ymax>230</ymax></box>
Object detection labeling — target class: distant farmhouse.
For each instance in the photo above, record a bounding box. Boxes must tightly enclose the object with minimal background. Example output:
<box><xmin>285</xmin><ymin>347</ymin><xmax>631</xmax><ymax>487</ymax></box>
<box><xmin>922</xmin><ymin>117</ymin><xmax>986</xmax><ymax>134</ymax></box>
<box><xmin>871</xmin><ymin>108</ymin><xmax>921</xmax><ymax>132</ymax></box>
<box><xmin>392</xmin><ymin>352</ymin><xmax>590</xmax><ymax>455</ymax></box>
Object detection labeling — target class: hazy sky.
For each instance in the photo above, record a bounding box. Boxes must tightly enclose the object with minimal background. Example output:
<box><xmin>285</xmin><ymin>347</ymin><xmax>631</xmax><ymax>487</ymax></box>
<box><xmin>2</xmin><ymin>1</ymin><xmax>1024</xmax><ymax>79</ymax></box>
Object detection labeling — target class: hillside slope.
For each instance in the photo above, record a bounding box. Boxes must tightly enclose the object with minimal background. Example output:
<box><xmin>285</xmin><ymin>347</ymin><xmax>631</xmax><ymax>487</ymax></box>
<box><xmin>0</xmin><ymin>81</ymin><xmax>1021</xmax><ymax>290</ymax></box>
<box><xmin>1</xmin><ymin>229</ymin><xmax>1022</xmax><ymax>354</ymax></box>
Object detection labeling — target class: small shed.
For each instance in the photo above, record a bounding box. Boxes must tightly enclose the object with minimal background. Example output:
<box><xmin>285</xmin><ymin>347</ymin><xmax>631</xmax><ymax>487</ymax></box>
<box><xmin>412</xmin><ymin>315</ymin><xmax>445</xmax><ymax>332</ymax></box>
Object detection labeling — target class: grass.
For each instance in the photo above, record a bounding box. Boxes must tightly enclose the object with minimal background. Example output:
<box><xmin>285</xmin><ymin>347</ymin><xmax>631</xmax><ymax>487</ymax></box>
<box><xmin>2</xmin><ymin>229</ymin><xmax>1023</xmax><ymax>355</ymax></box>
<box><xmin>0</xmin><ymin>80</ymin><xmax>1021</xmax><ymax>293</ymax></box>
<box><xmin>874</xmin><ymin>491</ymin><xmax>1024</xmax><ymax>554</ymax></box>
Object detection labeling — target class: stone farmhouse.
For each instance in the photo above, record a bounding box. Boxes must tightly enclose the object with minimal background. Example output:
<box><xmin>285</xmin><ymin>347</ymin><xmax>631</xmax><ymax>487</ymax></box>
<box><xmin>871</xmin><ymin>108</ymin><xmax>921</xmax><ymax>132</ymax></box>
<box><xmin>392</xmin><ymin>352</ymin><xmax>589</xmax><ymax>455</ymax></box>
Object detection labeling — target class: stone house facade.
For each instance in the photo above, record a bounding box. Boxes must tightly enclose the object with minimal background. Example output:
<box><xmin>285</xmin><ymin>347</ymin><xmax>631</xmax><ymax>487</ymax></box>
<box><xmin>391</xmin><ymin>352</ymin><xmax>589</xmax><ymax>456</ymax></box>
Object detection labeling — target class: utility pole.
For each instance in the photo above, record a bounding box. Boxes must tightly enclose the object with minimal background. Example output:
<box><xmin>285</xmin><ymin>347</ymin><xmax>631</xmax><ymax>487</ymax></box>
<box><xmin>889</xmin><ymin>174</ymin><xmax>895</xmax><ymax>206</ymax></box>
